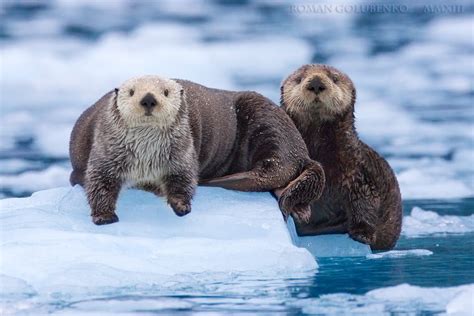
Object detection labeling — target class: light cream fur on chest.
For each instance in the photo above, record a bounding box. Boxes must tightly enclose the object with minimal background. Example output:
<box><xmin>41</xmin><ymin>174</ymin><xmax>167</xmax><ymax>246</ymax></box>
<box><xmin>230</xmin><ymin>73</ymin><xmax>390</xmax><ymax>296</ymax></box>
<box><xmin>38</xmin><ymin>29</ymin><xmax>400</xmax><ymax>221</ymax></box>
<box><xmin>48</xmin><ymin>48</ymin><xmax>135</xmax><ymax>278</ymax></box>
<box><xmin>123</xmin><ymin>126</ymin><xmax>172</xmax><ymax>186</ymax></box>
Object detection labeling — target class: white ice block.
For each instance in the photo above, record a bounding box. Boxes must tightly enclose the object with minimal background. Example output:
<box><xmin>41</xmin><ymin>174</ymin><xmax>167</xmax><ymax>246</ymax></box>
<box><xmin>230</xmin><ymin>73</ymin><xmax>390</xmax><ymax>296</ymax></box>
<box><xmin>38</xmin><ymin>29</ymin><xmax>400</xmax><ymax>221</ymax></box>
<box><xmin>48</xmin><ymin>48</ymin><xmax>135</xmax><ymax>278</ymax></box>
<box><xmin>0</xmin><ymin>185</ymin><xmax>374</xmax><ymax>304</ymax></box>
<box><xmin>287</xmin><ymin>217</ymin><xmax>371</xmax><ymax>257</ymax></box>
<box><xmin>0</xmin><ymin>186</ymin><xmax>316</xmax><ymax>298</ymax></box>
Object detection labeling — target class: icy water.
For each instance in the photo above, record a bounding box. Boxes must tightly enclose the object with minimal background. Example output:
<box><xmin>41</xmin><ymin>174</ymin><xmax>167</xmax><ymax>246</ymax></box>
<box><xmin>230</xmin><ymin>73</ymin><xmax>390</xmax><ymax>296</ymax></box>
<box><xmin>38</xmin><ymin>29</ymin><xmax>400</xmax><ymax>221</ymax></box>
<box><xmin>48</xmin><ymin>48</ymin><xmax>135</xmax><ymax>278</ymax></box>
<box><xmin>1</xmin><ymin>0</ymin><xmax>473</xmax><ymax>314</ymax></box>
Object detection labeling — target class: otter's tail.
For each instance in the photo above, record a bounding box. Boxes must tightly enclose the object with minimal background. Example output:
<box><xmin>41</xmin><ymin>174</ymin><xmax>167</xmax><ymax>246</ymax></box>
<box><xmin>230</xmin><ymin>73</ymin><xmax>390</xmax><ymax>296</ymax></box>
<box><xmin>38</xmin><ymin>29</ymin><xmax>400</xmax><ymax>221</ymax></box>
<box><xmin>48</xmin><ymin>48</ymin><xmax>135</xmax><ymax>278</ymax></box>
<box><xmin>277</xmin><ymin>161</ymin><xmax>325</xmax><ymax>223</ymax></box>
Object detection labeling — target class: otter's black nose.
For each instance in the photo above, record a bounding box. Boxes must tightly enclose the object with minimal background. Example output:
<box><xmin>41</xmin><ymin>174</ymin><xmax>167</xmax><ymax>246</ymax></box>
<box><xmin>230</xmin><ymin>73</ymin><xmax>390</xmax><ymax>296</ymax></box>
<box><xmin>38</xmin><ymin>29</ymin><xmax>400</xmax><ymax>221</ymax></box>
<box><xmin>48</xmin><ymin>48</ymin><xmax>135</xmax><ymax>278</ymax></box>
<box><xmin>307</xmin><ymin>77</ymin><xmax>326</xmax><ymax>93</ymax></box>
<box><xmin>140</xmin><ymin>93</ymin><xmax>157</xmax><ymax>109</ymax></box>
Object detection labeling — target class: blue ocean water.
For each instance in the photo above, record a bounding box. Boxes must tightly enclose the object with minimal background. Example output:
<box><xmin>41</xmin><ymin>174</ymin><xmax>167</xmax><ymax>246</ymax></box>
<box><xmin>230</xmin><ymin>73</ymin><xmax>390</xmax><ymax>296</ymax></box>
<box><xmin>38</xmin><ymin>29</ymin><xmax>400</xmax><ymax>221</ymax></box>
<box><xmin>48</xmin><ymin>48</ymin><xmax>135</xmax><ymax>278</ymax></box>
<box><xmin>0</xmin><ymin>0</ymin><xmax>473</xmax><ymax>314</ymax></box>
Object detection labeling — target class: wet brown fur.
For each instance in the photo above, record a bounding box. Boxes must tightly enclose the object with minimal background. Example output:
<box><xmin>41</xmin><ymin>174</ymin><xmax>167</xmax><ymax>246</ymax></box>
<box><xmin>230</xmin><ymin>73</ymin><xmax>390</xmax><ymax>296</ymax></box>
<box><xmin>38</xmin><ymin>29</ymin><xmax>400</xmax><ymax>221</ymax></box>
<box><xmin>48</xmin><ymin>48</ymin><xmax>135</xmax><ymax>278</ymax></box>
<box><xmin>281</xmin><ymin>64</ymin><xmax>402</xmax><ymax>250</ymax></box>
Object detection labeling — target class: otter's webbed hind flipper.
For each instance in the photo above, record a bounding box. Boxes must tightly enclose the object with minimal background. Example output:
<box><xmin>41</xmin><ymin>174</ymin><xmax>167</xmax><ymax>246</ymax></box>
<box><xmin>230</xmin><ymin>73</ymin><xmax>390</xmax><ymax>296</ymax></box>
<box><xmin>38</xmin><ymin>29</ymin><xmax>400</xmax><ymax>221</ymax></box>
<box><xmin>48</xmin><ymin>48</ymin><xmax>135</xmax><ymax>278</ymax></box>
<box><xmin>277</xmin><ymin>161</ymin><xmax>325</xmax><ymax>224</ymax></box>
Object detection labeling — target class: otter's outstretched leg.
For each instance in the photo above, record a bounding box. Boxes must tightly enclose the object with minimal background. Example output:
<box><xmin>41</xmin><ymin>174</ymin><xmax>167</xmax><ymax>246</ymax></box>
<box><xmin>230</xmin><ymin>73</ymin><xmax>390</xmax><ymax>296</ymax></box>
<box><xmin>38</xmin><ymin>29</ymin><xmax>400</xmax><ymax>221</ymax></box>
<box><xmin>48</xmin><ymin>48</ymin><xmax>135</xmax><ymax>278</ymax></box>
<box><xmin>163</xmin><ymin>173</ymin><xmax>197</xmax><ymax>217</ymax></box>
<box><xmin>85</xmin><ymin>166</ymin><xmax>122</xmax><ymax>225</ymax></box>
<box><xmin>200</xmin><ymin>171</ymin><xmax>274</xmax><ymax>192</ymax></box>
<box><xmin>202</xmin><ymin>161</ymin><xmax>325</xmax><ymax>224</ymax></box>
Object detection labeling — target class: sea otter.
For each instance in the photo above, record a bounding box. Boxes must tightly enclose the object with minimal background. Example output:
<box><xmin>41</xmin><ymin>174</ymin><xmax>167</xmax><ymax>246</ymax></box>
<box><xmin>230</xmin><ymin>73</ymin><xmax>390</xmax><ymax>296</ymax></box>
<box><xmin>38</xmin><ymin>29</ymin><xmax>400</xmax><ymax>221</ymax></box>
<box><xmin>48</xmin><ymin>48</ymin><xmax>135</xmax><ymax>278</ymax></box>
<box><xmin>70</xmin><ymin>75</ymin><xmax>325</xmax><ymax>225</ymax></box>
<box><xmin>281</xmin><ymin>64</ymin><xmax>402</xmax><ymax>250</ymax></box>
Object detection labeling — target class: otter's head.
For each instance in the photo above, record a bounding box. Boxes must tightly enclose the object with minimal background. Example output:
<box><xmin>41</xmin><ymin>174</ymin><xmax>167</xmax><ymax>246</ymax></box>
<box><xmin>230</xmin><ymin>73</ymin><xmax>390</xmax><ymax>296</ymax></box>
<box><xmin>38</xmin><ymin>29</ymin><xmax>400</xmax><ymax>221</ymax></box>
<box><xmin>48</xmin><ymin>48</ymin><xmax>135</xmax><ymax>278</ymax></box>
<box><xmin>115</xmin><ymin>75</ymin><xmax>184</xmax><ymax>128</ymax></box>
<box><xmin>281</xmin><ymin>64</ymin><xmax>355</xmax><ymax>121</ymax></box>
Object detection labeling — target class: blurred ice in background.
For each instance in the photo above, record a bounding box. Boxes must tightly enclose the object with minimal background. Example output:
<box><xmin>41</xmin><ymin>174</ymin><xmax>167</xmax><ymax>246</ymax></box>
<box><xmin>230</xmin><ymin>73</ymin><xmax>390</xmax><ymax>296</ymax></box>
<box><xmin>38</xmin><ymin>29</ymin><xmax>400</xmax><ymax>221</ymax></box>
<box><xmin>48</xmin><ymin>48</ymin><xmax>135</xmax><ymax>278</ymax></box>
<box><xmin>0</xmin><ymin>0</ymin><xmax>473</xmax><ymax>199</ymax></box>
<box><xmin>0</xmin><ymin>0</ymin><xmax>473</xmax><ymax>314</ymax></box>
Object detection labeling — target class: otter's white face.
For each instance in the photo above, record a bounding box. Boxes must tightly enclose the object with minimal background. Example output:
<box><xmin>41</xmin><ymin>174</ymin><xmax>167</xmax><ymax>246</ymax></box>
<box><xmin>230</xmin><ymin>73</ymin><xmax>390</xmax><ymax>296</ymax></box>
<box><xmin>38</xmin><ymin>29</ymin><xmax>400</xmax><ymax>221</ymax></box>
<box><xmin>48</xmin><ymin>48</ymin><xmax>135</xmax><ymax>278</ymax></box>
<box><xmin>116</xmin><ymin>75</ymin><xmax>183</xmax><ymax>128</ymax></box>
<box><xmin>282</xmin><ymin>65</ymin><xmax>354</xmax><ymax>121</ymax></box>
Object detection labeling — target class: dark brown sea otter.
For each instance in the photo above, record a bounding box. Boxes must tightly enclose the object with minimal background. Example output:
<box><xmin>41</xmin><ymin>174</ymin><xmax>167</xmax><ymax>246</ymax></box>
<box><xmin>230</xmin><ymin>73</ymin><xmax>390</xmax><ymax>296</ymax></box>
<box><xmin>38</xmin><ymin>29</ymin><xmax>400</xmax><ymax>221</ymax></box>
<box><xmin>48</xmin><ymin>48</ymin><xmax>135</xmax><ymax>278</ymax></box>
<box><xmin>281</xmin><ymin>64</ymin><xmax>402</xmax><ymax>250</ymax></box>
<box><xmin>70</xmin><ymin>75</ymin><xmax>325</xmax><ymax>225</ymax></box>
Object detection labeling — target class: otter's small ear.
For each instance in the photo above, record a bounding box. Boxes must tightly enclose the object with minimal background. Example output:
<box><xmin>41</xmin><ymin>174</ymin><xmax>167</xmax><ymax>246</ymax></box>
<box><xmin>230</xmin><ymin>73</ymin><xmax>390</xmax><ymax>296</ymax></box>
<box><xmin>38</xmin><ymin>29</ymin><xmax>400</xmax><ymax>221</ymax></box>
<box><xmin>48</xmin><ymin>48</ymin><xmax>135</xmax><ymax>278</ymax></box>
<box><xmin>114</xmin><ymin>88</ymin><xmax>119</xmax><ymax>94</ymax></box>
<box><xmin>180</xmin><ymin>89</ymin><xmax>184</xmax><ymax>96</ymax></box>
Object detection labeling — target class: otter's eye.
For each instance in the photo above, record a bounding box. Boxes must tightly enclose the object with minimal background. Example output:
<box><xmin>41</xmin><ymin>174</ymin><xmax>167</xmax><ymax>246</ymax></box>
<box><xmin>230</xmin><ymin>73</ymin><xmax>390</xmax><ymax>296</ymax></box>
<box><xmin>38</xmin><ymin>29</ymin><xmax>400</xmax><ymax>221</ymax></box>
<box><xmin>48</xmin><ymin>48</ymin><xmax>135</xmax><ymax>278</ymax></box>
<box><xmin>330</xmin><ymin>73</ymin><xmax>339</xmax><ymax>84</ymax></box>
<box><xmin>129</xmin><ymin>89</ymin><xmax>134</xmax><ymax>96</ymax></box>
<box><xmin>164</xmin><ymin>89</ymin><xmax>169</xmax><ymax>97</ymax></box>
<box><xmin>295</xmin><ymin>76</ymin><xmax>302</xmax><ymax>84</ymax></box>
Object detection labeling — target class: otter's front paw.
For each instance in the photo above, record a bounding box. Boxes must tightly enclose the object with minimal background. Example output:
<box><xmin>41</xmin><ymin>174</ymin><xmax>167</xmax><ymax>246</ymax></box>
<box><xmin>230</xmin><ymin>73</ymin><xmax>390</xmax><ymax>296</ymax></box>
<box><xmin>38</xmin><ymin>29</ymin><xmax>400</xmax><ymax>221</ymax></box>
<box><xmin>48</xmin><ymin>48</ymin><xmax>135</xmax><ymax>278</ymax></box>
<box><xmin>349</xmin><ymin>222</ymin><xmax>376</xmax><ymax>245</ymax></box>
<box><xmin>92</xmin><ymin>213</ymin><xmax>119</xmax><ymax>225</ymax></box>
<box><xmin>168</xmin><ymin>197</ymin><xmax>191</xmax><ymax>217</ymax></box>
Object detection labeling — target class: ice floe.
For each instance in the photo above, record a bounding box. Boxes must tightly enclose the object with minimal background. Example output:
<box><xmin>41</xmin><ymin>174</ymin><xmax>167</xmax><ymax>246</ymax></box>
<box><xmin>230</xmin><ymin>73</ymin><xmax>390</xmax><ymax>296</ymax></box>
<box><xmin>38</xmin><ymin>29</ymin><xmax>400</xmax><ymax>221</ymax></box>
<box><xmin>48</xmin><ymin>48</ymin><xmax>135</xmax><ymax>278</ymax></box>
<box><xmin>403</xmin><ymin>207</ymin><xmax>474</xmax><ymax>237</ymax></box>
<box><xmin>398</xmin><ymin>169</ymin><xmax>473</xmax><ymax>200</ymax></box>
<box><xmin>1</xmin><ymin>7</ymin><xmax>473</xmax><ymax>200</ymax></box>
<box><xmin>0</xmin><ymin>186</ymin><xmax>316</xmax><ymax>306</ymax></box>
<box><xmin>288</xmin><ymin>283</ymin><xmax>474</xmax><ymax>315</ymax></box>
<box><xmin>287</xmin><ymin>217</ymin><xmax>371</xmax><ymax>257</ymax></box>
<box><xmin>0</xmin><ymin>166</ymin><xmax>71</xmax><ymax>195</ymax></box>
<box><xmin>366</xmin><ymin>249</ymin><xmax>433</xmax><ymax>259</ymax></box>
